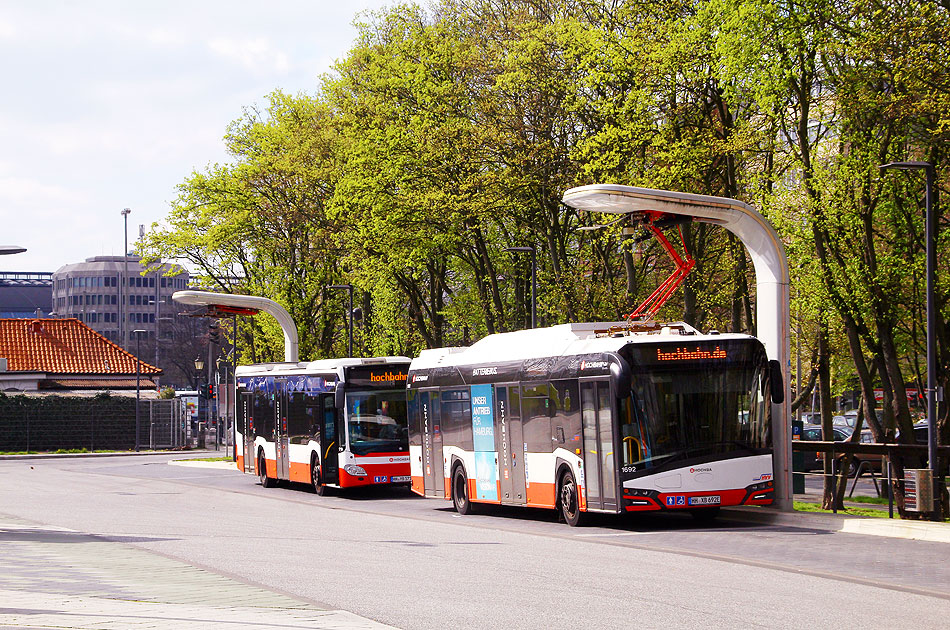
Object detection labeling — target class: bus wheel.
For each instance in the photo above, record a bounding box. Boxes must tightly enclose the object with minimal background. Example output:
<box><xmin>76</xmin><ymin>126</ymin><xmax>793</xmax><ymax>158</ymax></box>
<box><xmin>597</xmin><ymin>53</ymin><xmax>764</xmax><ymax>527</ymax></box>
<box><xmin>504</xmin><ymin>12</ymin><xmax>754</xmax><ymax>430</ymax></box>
<box><xmin>452</xmin><ymin>466</ymin><xmax>474</xmax><ymax>515</ymax></box>
<box><xmin>559</xmin><ymin>470</ymin><xmax>585</xmax><ymax>527</ymax></box>
<box><xmin>311</xmin><ymin>460</ymin><xmax>330</xmax><ymax>496</ymax></box>
<box><xmin>258</xmin><ymin>453</ymin><xmax>274</xmax><ymax>488</ymax></box>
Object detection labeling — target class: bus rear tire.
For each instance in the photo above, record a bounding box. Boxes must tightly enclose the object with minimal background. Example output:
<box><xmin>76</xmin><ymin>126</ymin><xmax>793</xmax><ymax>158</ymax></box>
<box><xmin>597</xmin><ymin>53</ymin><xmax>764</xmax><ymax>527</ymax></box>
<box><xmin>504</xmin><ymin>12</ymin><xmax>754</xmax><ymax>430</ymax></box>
<box><xmin>559</xmin><ymin>470</ymin><xmax>585</xmax><ymax>527</ymax></box>
<box><xmin>258</xmin><ymin>453</ymin><xmax>274</xmax><ymax>488</ymax></box>
<box><xmin>452</xmin><ymin>466</ymin><xmax>474</xmax><ymax>515</ymax></box>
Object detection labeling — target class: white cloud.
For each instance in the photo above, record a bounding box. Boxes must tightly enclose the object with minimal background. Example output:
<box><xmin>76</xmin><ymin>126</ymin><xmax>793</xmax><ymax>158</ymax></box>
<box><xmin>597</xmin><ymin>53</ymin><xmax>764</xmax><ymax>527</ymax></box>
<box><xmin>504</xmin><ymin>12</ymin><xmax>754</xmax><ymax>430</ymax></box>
<box><xmin>0</xmin><ymin>19</ymin><xmax>14</xmax><ymax>40</ymax></box>
<box><xmin>207</xmin><ymin>37</ymin><xmax>291</xmax><ymax>76</ymax></box>
<box><xmin>0</xmin><ymin>0</ymin><xmax>395</xmax><ymax>273</ymax></box>
<box><xmin>0</xmin><ymin>175</ymin><xmax>86</xmax><ymax>206</ymax></box>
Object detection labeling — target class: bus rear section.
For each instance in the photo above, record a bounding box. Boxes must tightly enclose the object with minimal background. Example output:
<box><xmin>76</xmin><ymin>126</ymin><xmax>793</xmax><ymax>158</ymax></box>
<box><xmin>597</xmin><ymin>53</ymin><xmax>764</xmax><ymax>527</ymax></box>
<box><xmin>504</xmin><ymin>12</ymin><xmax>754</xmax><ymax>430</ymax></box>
<box><xmin>234</xmin><ymin>358</ymin><xmax>411</xmax><ymax>493</ymax></box>
<box><xmin>407</xmin><ymin>323</ymin><xmax>779</xmax><ymax>525</ymax></box>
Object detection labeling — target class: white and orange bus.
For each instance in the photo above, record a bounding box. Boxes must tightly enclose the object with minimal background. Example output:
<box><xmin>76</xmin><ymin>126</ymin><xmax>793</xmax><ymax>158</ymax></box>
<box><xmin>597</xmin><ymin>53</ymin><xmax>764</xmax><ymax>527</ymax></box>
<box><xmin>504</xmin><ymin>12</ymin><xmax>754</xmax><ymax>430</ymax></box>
<box><xmin>235</xmin><ymin>357</ymin><xmax>411</xmax><ymax>494</ymax></box>
<box><xmin>407</xmin><ymin>322</ymin><xmax>782</xmax><ymax>525</ymax></box>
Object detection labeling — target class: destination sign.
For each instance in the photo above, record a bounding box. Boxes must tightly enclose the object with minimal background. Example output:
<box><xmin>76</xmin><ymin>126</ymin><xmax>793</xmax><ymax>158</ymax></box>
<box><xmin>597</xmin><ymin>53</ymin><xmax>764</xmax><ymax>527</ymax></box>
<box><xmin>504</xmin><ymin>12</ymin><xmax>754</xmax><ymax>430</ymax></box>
<box><xmin>624</xmin><ymin>339</ymin><xmax>767</xmax><ymax>369</ymax></box>
<box><xmin>346</xmin><ymin>364</ymin><xmax>410</xmax><ymax>388</ymax></box>
<box><xmin>656</xmin><ymin>346</ymin><xmax>727</xmax><ymax>361</ymax></box>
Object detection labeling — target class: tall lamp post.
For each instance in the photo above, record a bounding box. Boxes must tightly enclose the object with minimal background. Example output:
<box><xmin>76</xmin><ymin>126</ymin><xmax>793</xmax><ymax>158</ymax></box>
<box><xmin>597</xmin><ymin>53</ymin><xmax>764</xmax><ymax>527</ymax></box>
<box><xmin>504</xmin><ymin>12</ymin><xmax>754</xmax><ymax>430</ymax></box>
<box><xmin>132</xmin><ymin>329</ymin><xmax>147</xmax><ymax>451</ymax></box>
<box><xmin>327</xmin><ymin>284</ymin><xmax>354</xmax><ymax>356</ymax></box>
<box><xmin>505</xmin><ymin>246</ymin><xmax>536</xmax><ymax>329</ymax></box>
<box><xmin>120</xmin><ymin>208</ymin><xmax>131</xmax><ymax>349</ymax></box>
<box><xmin>879</xmin><ymin>160</ymin><xmax>942</xmax><ymax>520</ymax></box>
<box><xmin>194</xmin><ymin>356</ymin><xmax>205</xmax><ymax>448</ymax></box>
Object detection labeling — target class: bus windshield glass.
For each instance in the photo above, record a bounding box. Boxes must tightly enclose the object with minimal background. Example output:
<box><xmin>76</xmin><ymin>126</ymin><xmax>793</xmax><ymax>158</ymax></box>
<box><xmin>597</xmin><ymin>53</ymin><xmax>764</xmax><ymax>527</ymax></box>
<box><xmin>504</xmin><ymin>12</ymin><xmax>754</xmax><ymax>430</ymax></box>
<box><xmin>618</xmin><ymin>340</ymin><xmax>771</xmax><ymax>475</ymax></box>
<box><xmin>344</xmin><ymin>390</ymin><xmax>409</xmax><ymax>455</ymax></box>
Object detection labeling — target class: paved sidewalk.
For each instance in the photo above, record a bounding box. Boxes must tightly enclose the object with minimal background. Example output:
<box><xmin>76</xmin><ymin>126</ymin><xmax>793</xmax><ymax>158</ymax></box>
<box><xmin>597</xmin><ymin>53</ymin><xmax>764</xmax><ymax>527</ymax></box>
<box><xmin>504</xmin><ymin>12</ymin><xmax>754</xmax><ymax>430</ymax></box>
<box><xmin>724</xmin><ymin>503</ymin><xmax>950</xmax><ymax>544</ymax></box>
<box><xmin>0</xmin><ymin>516</ymin><xmax>395</xmax><ymax>630</ymax></box>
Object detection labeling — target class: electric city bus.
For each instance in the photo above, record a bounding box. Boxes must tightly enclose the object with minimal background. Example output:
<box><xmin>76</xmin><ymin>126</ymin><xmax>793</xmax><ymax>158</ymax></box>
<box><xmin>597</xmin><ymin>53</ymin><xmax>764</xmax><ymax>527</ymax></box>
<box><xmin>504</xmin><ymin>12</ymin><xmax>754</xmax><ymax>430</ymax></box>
<box><xmin>407</xmin><ymin>321</ymin><xmax>782</xmax><ymax>525</ymax></box>
<box><xmin>235</xmin><ymin>356</ymin><xmax>411</xmax><ymax>494</ymax></box>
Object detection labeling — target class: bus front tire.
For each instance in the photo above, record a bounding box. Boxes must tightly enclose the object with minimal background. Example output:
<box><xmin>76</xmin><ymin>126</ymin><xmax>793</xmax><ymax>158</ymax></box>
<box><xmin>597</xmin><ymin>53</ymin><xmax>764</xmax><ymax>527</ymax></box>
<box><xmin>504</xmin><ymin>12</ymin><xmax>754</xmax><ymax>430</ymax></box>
<box><xmin>258</xmin><ymin>454</ymin><xmax>274</xmax><ymax>488</ymax></box>
<box><xmin>559</xmin><ymin>470</ymin><xmax>585</xmax><ymax>527</ymax></box>
<box><xmin>311</xmin><ymin>460</ymin><xmax>330</xmax><ymax>496</ymax></box>
<box><xmin>452</xmin><ymin>466</ymin><xmax>474</xmax><ymax>515</ymax></box>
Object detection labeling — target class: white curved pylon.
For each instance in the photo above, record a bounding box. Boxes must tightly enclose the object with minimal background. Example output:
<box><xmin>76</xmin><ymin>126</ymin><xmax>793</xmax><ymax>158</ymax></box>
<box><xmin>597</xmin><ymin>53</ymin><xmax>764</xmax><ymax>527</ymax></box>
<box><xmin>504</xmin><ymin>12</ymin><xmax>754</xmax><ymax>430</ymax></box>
<box><xmin>562</xmin><ymin>184</ymin><xmax>792</xmax><ymax>511</ymax></box>
<box><xmin>172</xmin><ymin>290</ymin><xmax>300</xmax><ymax>363</ymax></box>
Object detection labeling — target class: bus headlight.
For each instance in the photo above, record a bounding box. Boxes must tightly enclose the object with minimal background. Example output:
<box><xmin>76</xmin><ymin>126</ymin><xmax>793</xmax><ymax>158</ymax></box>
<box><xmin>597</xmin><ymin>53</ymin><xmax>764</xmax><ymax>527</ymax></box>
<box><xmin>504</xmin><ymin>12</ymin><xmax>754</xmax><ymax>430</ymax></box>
<box><xmin>344</xmin><ymin>464</ymin><xmax>367</xmax><ymax>477</ymax></box>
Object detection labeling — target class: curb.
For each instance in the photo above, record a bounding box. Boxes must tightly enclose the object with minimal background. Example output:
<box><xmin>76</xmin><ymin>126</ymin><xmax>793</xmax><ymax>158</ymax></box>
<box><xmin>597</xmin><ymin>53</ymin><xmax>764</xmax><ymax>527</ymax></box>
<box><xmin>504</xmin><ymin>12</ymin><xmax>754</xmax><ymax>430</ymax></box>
<box><xmin>722</xmin><ymin>505</ymin><xmax>950</xmax><ymax>543</ymax></box>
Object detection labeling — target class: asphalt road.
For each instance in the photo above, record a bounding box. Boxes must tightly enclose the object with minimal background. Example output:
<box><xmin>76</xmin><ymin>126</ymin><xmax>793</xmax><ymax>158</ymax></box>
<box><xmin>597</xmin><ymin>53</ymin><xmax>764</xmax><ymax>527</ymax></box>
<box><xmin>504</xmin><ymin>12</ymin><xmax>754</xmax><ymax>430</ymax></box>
<box><xmin>1</xmin><ymin>453</ymin><xmax>948</xmax><ymax>629</ymax></box>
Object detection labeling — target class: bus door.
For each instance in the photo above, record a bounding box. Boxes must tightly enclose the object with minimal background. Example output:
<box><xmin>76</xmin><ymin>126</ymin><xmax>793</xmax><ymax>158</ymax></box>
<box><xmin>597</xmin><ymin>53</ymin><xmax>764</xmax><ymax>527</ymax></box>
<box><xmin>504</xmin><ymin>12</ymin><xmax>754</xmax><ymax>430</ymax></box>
<box><xmin>419</xmin><ymin>390</ymin><xmax>443</xmax><ymax>497</ymax></box>
<box><xmin>580</xmin><ymin>380</ymin><xmax>617</xmax><ymax>511</ymax></box>
<box><xmin>320</xmin><ymin>393</ymin><xmax>339</xmax><ymax>485</ymax></box>
<box><xmin>274</xmin><ymin>379</ymin><xmax>290</xmax><ymax>480</ymax></box>
<box><xmin>495</xmin><ymin>385</ymin><xmax>526</xmax><ymax>505</ymax></box>
<box><xmin>239</xmin><ymin>390</ymin><xmax>255</xmax><ymax>473</ymax></box>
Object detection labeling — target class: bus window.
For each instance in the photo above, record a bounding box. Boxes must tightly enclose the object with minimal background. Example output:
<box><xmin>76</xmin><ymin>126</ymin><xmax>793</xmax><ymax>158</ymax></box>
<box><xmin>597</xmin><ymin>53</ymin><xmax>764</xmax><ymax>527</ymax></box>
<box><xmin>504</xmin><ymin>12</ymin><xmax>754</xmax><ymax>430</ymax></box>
<box><xmin>552</xmin><ymin>380</ymin><xmax>580</xmax><ymax>452</ymax></box>
<box><xmin>441</xmin><ymin>389</ymin><xmax>472</xmax><ymax>450</ymax></box>
<box><xmin>522</xmin><ymin>383</ymin><xmax>555</xmax><ymax>452</ymax></box>
<box><xmin>345</xmin><ymin>390</ymin><xmax>408</xmax><ymax>455</ymax></box>
<box><xmin>619</xmin><ymin>393</ymin><xmax>651</xmax><ymax>470</ymax></box>
<box><xmin>288</xmin><ymin>392</ymin><xmax>309</xmax><ymax>443</ymax></box>
<box><xmin>254</xmin><ymin>390</ymin><xmax>274</xmax><ymax>438</ymax></box>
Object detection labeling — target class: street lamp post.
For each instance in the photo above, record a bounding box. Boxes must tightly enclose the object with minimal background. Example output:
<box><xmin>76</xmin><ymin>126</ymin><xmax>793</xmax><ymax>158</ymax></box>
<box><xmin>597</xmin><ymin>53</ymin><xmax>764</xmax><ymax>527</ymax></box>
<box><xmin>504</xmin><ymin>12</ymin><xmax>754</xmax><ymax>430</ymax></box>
<box><xmin>133</xmin><ymin>329</ymin><xmax>147</xmax><ymax>452</ymax></box>
<box><xmin>327</xmin><ymin>284</ymin><xmax>354</xmax><ymax>356</ymax></box>
<box><xmin>121</xmin><ymin>208</ymin><xmax>131</xmax><ymax>349</ymax></box>
<box><xmin>879</xmin><ymin>160</ymin><xmax>942</xmax><ymax>520</ymax></box>
<box><xmin>505</xmin><ymin>246</ymin><xmax>537</xmax><ymax>329</ymax></box>
<box><xmin>195</xmin><ymin>356</ymin><xmax>205</xmax><ymax>448</ymax></box>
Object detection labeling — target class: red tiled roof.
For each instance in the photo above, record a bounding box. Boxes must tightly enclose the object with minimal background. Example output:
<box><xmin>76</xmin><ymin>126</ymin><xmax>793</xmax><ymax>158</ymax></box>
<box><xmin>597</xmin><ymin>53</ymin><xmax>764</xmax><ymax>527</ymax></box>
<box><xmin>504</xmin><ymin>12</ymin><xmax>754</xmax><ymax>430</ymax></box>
<box><xmin>0</xmin><ymin>319</ymin><xmax>161</xmax><ymax>375</ymax></box>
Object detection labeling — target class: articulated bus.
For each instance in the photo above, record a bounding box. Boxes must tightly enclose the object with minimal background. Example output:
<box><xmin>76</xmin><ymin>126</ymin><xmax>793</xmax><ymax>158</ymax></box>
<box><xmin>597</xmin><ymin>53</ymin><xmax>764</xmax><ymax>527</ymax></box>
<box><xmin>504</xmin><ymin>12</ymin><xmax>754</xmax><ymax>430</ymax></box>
<box><xmin>235</xmin><ymin>357</ymin><xmax>412</xmax><ymax>494</ymax></box>
<box><xmin>407</xmin><ymin>322</ymin><xmax>781</xmax><ymax>525</ymax></box>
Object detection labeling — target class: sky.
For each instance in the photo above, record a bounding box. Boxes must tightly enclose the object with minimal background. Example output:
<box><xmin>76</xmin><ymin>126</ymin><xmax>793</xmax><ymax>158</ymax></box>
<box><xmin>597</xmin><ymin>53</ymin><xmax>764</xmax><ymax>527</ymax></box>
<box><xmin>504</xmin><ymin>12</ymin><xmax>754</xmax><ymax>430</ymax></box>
<box><xmin>0</xmin><ymin>0</ymin><xmax>393</xmax><ymax>273</ymax></box>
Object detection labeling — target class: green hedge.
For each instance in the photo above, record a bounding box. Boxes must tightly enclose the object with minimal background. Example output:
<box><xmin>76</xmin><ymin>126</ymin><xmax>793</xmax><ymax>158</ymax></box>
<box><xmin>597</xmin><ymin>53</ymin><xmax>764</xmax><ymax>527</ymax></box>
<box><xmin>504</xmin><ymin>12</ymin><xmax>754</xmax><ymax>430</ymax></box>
<box><xmin>0</xmin><ymin>393</ymin><xmax>139</xmax><ymax>452</ymax></box>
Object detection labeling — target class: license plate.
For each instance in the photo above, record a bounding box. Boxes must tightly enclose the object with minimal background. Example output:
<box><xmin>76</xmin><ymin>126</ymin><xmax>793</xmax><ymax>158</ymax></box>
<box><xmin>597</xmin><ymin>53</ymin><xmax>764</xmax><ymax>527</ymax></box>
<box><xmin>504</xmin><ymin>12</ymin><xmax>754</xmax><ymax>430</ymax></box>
<box><xmin>689</xmin><ymin>495</ymin><xmax>721</xmax><ymax>506</ymax></box>
<box><xmin>391</xmin><ymin>475</ymin><xmax>411</xmax><ymax>483</ymax></box>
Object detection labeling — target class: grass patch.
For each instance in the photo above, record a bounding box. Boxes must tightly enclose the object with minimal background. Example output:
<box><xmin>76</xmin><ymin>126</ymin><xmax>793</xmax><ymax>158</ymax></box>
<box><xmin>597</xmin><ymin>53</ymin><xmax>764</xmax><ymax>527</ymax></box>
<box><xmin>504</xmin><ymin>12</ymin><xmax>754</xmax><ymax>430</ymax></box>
<box><xmin>794</xmin><ymin>501</ymin><xmax>892</xmax><ymax>518</ymax></box>
<box><xmin>846</xmin><ymin>495</ymin><xmax>890</xmax><ymax>505</ymax></box>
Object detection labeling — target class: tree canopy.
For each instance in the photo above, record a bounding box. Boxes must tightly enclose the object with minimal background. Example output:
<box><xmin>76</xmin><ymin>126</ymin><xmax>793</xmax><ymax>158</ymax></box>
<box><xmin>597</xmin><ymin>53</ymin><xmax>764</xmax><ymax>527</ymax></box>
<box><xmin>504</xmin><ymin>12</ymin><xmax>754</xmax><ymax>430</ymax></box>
<box><xmin>141</xmin><ymin>0</ymin><xmax>948</xmax><ymax>448</ymax></box>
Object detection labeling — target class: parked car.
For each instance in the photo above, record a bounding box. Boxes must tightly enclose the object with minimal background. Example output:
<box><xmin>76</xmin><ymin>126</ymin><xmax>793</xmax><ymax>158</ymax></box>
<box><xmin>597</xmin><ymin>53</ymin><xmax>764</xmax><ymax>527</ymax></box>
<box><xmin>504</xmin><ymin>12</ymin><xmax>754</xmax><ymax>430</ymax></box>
<box><xmin>799</xmin><ymin>427</ymin><xmax>851</xmax><ymax>472</ymax></box>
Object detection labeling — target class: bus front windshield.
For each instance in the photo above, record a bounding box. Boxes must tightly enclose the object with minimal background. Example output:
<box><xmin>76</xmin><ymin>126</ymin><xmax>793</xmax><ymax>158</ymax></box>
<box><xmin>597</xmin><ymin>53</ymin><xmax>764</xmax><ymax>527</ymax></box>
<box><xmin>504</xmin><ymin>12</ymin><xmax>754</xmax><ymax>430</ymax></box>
<box><xmin>618</xmin><ymin>357</ymin><xmax>771</xmax><ymax>475</ymax></box>
<box><xmin>344</xmin><ymin>390</ymin><xmax>408</xmax><ymax>455</ymax></box>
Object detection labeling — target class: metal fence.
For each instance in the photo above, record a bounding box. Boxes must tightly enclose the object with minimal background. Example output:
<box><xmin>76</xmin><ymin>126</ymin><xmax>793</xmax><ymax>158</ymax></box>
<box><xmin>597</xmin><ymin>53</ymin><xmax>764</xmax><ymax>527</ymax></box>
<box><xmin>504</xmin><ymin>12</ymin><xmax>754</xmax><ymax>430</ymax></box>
<box><xmin>0</xmin><ymin>394</ymin><xmax>195</xmax><ymax>453</ymax></box>
<box><xmin>139</xmin><ymin>398</ymin><xmax>187</xmax><ymax>449</ymax></box>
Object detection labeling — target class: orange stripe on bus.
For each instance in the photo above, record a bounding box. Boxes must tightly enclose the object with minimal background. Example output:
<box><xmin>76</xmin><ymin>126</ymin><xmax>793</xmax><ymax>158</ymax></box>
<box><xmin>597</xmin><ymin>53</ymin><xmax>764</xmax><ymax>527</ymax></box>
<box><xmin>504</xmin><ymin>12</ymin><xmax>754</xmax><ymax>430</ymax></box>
<box><xmin>289</xmin><ymin>461</ymin><xmax>311</xmax><ymax>483</ymax></box>
<box><xmin>525</xmin><ymin>482</ymin><xmax>556</xmax><ymax>508</ymax></box>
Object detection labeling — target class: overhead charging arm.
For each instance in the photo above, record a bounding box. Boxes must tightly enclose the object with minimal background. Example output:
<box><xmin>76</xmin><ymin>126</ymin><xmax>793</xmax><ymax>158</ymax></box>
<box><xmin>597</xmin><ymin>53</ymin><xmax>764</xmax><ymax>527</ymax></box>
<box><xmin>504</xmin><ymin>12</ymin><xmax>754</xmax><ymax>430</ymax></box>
<box><xmin>627</xmin><ymin>214</ymin><xmax>695</xmax><ymax>320</ymax></box>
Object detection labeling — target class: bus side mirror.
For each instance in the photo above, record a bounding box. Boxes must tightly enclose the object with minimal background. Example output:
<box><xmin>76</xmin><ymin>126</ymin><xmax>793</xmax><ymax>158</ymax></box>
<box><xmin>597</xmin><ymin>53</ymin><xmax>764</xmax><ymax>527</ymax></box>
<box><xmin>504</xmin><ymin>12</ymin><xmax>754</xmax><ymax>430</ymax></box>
<box><xmin>769</xmin><ymin>360</ymin><xmax>785</xmax><ymax>404</ymax></box>
<box><xmin>334</xmin><ymin>384</ymin><xmax>346</xmax><ymax>410</ymax></box>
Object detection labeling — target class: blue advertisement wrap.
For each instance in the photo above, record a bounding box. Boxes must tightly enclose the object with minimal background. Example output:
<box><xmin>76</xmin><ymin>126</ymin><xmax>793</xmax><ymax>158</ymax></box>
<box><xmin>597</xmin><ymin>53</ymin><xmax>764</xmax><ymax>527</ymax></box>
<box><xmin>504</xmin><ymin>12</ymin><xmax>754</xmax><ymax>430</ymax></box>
<box><xmin>470</xmin><ymin>384</ymin><xmax>495</xmax><ymax>452</ymax></box>
<box><xmin>474</xmin><ymin>452</ymin><xmax>498</xmax><ymax>501</ymax></box>
<box><xmin>471</xmin><ymin>384</ymin><xmax>498</xmax><ymax>501</ymax></box>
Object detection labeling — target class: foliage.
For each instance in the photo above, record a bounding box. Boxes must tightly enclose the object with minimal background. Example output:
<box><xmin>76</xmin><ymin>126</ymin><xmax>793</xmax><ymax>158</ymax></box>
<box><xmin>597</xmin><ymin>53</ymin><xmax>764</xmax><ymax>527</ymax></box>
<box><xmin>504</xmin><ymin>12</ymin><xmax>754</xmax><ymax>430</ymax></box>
<box><xmin>141</xmin><ymin>0</ymin><xmax>948</xmax><ymax>441</ymax></box>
